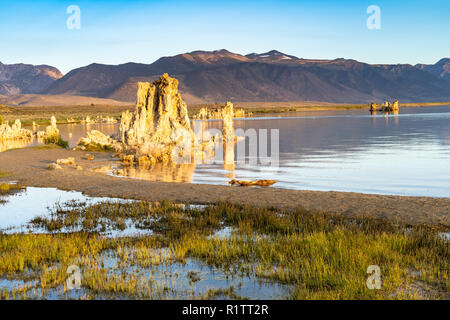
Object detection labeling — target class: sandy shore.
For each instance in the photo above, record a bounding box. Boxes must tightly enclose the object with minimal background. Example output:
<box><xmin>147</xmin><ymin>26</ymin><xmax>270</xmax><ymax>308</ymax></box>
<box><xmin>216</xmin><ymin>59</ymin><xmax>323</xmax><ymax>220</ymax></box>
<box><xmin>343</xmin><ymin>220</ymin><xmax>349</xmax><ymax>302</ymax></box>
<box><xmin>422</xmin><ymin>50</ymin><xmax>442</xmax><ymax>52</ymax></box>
<box><xmin>0</xmin><ymin>147</ymin><xmax>449</xmax><ymax>228</ymax></box>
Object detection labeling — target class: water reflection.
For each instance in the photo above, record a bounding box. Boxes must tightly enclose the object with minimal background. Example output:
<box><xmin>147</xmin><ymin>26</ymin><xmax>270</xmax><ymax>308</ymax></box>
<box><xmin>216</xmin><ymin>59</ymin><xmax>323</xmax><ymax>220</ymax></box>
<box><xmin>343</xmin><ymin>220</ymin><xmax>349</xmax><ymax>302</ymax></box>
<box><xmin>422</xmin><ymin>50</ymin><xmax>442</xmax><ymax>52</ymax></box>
<box><xmin>114</xmin><ymin>162</ymin><xmax>196</xmax><ymax>183</ymax></box>
<box><xmin>0</xmin><ymin>137</ymin><xmax>34</xmax><ymax>152</ymax></box>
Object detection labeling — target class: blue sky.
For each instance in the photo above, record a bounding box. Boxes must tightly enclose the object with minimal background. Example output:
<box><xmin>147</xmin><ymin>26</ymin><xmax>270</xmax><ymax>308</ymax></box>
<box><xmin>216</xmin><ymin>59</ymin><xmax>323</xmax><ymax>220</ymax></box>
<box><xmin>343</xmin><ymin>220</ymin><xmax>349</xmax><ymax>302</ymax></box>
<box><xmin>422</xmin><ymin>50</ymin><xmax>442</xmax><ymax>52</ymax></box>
<box><xmin>0</xmin><ymin>0</ymin><xmax>448</xmax><ymax>74</ymax></box>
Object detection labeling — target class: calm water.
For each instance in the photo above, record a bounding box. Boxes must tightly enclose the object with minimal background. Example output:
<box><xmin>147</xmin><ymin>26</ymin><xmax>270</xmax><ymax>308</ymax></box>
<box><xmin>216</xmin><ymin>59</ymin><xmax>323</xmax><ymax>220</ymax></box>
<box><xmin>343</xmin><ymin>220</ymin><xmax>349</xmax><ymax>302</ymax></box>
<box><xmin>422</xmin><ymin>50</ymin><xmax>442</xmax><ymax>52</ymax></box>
<box><xmin>124</xmin><ymin>106</ymin><xmax>450</xmax><ymax>197</ymax></box>
<box><xmin>1</xmin><ymin>106</ymin><xmax>449</xmax><ymax>197</ymax></box>
<box><xmin>200</xmin><ymin>106</ymin><xmax>450</xmax><ymax>197</ymax></box>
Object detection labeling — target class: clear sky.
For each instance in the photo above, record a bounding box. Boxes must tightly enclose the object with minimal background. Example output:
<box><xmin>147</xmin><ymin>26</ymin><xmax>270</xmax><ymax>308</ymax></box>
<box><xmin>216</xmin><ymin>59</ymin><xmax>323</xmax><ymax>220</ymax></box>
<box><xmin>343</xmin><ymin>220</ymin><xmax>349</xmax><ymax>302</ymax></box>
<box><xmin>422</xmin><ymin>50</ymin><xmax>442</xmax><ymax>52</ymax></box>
<box><xmin>0</xmin><ymin>0</ymin><xmax>448</xmax><ymax>74</ymax></box>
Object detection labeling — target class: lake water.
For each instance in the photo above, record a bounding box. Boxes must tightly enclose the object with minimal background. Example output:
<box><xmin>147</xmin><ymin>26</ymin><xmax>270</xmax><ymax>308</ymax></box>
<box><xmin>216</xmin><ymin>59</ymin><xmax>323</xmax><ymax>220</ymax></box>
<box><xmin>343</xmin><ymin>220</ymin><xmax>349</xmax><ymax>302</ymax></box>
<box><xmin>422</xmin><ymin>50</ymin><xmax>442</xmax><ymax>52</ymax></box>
<box><xmin>1</xmin><ymin>106</ymin><xmax>449</xmax><ymax>197</ymax></box>
<box><xmin>117</xmin><ymin>106</ymin><xmax>450</xmax><ymax>197</ymax></box>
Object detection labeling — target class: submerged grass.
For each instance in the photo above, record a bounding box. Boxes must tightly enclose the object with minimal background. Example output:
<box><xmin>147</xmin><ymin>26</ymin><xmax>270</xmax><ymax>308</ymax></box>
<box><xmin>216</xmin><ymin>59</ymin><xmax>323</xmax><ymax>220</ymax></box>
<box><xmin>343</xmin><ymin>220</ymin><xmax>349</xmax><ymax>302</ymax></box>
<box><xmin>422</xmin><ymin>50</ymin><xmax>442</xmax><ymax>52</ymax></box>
<box><xmin>0</xmin><ymin>183</ymin><xmax>24</xmax><ymax>196</ymax></box>
<box><xmin>1</xmin><ymin>200</ymin><xmax>449</xmax><ymax>300</ymax></box>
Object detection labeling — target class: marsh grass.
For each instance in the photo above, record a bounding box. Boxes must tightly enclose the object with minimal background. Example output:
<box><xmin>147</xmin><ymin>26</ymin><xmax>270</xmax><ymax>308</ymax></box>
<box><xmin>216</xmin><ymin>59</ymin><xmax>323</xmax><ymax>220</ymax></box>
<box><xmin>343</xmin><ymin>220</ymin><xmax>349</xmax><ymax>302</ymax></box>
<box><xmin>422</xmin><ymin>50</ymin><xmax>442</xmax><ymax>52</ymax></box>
<box><xmin>78</xmin><ymin>141</ymin><xmax>115</xmax><ymax>152</ymax></box>
<box><xmin>1</xmin><ymin>201</ymin><xmax>448</xmax><ymax>300</ymax></box>
<box><xmin>44</xmin><ymin>136</ymin><xmax>69</xmax><ymax>149</ymax></box>
<box><xmin>0</xmin><ymin>183</ymin><xmax>24</xmax><ymax>196</ymax></box>
<box><xmin>0</xmin><ymin>170</ymin><xmax>10</xmax><ymax>178</ymax></box>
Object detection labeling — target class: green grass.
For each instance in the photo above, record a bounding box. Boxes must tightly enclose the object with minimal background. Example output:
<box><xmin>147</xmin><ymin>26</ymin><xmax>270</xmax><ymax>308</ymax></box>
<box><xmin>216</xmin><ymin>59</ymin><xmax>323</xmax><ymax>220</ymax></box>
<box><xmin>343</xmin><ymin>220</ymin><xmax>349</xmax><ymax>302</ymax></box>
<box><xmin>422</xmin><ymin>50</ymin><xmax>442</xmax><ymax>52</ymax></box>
<box><xmin>78</xmin><ymin>141</ymin><xmax>115</xmax><ymax>152</ymax></box>
<box><xmin>0</xmin><ymin>170</ymin><xmax>10</xmax><ymax>178</ymax></box>
<box><xmin>43</xmin><ymin>136</ymin><xmax>69</xmax><ymax>149</ymax></box>
<box><xmin>2</xmin><ymin>200</ymin><xmax>447</xmax><ymax>300</ymax></box>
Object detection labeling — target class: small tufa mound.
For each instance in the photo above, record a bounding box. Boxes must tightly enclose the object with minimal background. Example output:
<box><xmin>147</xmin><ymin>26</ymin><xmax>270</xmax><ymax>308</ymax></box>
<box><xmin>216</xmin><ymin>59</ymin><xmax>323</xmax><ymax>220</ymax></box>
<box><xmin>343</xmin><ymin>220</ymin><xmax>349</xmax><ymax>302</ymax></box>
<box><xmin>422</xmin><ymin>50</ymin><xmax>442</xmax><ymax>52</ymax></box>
<box><xmin>229</xmin><ymin>179</ymin><xmax>277</xmax><ymax>187</ymax></box>
<box><xmin>75</xmin><ymin>130</ymin><xmax>123</xmax><ymax>152</ymax></box>
<box><xmin>369</xmin><ymin>100</ymin><xmax>400</xmax><ymax>113</ymax></box>
<box><xmin>56</xmin><ymin>157</ymin><xmax>76</xmax><ymax>166</ymax></box>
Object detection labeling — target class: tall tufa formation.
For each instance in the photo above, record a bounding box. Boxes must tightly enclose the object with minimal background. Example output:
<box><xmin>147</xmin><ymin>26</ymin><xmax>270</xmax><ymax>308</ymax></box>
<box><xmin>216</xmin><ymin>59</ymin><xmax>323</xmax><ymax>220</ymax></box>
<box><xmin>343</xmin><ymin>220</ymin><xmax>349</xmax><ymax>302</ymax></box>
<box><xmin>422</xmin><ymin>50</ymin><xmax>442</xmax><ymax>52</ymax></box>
<box><xmin>221</xmin><ymin>102</ymin><xmax>234</xmax><ymax>142</ymax></box>
<box><xmin>119</xmin><ymin>73</ymin><xmax>193</xmax><ymax>162</ymax></box>
<box><xmin>37</xmin><ymin>115</ymin><xmax>60</xmax><ymax>142</ymax></box>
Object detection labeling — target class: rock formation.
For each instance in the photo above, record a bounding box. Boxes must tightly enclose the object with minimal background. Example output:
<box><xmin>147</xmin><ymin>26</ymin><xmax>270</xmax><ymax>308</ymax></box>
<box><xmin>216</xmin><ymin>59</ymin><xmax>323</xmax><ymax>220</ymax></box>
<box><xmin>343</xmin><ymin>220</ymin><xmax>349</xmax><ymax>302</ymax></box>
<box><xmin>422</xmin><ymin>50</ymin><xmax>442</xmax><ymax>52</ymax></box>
<box><xmin>369</xmin><ymin>100</ymin><xmax>400</xmax><ymax>113</ymax></box>
<box><xmin>220</xmin><ymin>102</ymin><xmax>235</xmax><ymax>166</ymax></box>
<box><xmin>118</xmin><ymin>73</ymin><xmax>194</xmax><ymax>162</ymax></box>
<box><xmin>229</xmin><ymin>179</ymin><xmax>277</xmax><ymax>187</ymax></box>
<box><xmin>221</xmin><ymin>102</ymin><xmax>235</xmax><ymax>142</ymax></box>
<box><xmin>0</xmin><ymin>119</ymin><xmax>33</xmax><ymax>140</ymax></box>
<box><xmin>37</xmin><ymin>116</ymin><xmax>60</xmax><ymax>142</ymax></box>
<box><xmin>76</xmin><ymin>130</ymin><xmax>123</xmax><ymax>152</ymax></box>
<box><xmin>193</xmin><ymin>106</ymin><xmax>249</xmax><ymax>120</ymax></box>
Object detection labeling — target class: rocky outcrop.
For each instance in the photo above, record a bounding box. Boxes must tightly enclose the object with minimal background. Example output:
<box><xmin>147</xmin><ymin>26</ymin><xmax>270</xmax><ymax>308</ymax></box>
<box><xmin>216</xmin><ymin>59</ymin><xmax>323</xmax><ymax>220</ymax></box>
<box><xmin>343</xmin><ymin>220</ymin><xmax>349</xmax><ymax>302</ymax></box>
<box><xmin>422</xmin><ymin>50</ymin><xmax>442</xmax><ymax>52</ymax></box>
<box><xmin>229</xmin><ymin>179</ymin><xmax>277</xmax><ymax>187</ymax></box>
<box><xmin>369</xmin><ymin>100</ymin><xmax>400</xmax><ymax>113</ymax></box>
<box><xmin>0</xmin><ymin>119</ymin><xmax>33</xmax><ymax>140</ymax></box>
<box><xmin>118</xmin><ymin>73</ymin><xmax>193</xmax><ymax>162</ymax></box>
<box><xmin>37</xmin><ymin>116</ymin><xmax>60</xmax><ymax>142</ymax></box>
<box><xmin>193</xmin><ymin>106</ymin><xmax>249</xmax><ymax>120</ymax></box>
<box><xmin>76</xmin><ymin>130</ymin><xmax>123</xmax><ymax>152</ymax></box>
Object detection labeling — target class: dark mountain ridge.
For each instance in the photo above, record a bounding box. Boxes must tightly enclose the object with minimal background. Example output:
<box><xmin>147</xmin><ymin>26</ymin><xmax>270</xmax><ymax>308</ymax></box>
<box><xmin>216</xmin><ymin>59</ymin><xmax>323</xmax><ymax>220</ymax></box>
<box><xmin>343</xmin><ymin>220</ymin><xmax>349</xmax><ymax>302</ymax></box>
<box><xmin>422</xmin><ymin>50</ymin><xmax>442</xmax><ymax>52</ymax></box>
<box><xmin>2</xmin><ymin>50</ymin><xmax>450</xmax><ymax>104</ymax></box>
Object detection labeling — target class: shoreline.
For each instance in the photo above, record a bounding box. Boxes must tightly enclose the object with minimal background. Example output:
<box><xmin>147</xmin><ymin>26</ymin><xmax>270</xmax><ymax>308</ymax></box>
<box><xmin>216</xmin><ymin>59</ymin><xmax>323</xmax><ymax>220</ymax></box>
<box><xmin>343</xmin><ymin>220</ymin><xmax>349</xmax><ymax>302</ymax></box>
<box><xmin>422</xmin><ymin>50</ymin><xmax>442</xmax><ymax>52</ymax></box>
<box><xmin>0</xmin><ymin>147</ymin><xmax>449</xmax><ymax>228</ymax></box>
<box><xmin>233</xmin><ymin>101</ymin><xmax>450</xmax><ymax>114</ymax></box>
<box><xmin>1</xmin><ymin>101</ymin><xmax>449</xmax><ymax>126</ymax></box>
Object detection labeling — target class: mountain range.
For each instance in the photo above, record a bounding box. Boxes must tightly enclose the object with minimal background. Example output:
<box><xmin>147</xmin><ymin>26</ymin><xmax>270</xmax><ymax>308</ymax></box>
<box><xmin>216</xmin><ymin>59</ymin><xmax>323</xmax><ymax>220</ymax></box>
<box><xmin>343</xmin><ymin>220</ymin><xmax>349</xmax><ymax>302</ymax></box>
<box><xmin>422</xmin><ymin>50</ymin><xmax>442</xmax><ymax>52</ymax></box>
<box><xmin>1</xmin><ymin>50</ymin><xmax>450</xmax><ymax>105</ymax></box>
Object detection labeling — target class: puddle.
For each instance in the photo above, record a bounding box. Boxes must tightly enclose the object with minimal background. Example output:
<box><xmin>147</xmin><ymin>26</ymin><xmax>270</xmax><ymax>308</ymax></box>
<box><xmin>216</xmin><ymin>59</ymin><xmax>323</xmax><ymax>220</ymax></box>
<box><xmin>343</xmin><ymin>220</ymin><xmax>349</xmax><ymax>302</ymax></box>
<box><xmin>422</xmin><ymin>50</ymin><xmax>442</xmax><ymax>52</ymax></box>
<box><xmin>440</xmin><ymin>232</ymin><xmax>450</xmax><ymax>241</ymax></box>
<box><xmin>209</xmin><ymin>226</ymin><xmax>234</xmax><ymax>239</ymax></box>
<box><xmin>0</xmin><ymin>249</ymin><xmax>292</xmax><ymax>300</ymax></box>
<box><xmin>0</xmin><ymin>187</ymin><xmax>138</xmax><ymax>236</ymax></box>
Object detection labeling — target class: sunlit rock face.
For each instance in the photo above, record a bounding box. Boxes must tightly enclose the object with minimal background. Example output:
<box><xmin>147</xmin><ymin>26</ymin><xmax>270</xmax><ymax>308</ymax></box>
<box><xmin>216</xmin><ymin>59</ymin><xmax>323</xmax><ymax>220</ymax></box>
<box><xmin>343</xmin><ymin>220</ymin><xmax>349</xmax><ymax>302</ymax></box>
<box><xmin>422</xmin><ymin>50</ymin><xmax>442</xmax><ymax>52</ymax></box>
<box><xmin>0</xmin><ymin>119</ymin><xmax>34</xmax><ymax>152</ymax></box>
<box><xmin>119</xmin><ymin>74</ymin><xmax>193</xmax><ymax>162</ymax></box>
<box><xmin>0</xmin><ymin>119</ymin><xmax>33</xmax><ymax>140</ymax></box>
<box><xmin>37</xmin><ymin>116</ymin><xmax>59</xmax><ymax>142</ymax></box>
<box><xmin>221</xmin><ymin>102</ymin><xmax>234</xmax><ymax>141</ymax></box>
<box><xmin>76</xmin><ymin>130</ymin><xmax>123</xmax><ymax>152</ymax></box>
<box><xmin>192</xmin><ymin>106</ymin><xmax>248</xmax><ymax>120</ymax></box>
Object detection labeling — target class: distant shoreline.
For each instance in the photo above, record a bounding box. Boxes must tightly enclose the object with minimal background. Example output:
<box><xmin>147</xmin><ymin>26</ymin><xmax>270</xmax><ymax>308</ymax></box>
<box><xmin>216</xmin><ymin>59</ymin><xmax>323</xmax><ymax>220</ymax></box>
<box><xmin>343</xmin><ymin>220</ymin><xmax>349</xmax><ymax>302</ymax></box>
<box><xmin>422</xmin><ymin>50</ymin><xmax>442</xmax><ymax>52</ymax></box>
<box><xmin>1</xmin><ymin>101</ymin><xmax>449</xmax><ymax>126</ymax></box>
<box><xmin>217</xmin><ymin>101</ymin><xmax>450</xmax><ymax>114</ymax></box>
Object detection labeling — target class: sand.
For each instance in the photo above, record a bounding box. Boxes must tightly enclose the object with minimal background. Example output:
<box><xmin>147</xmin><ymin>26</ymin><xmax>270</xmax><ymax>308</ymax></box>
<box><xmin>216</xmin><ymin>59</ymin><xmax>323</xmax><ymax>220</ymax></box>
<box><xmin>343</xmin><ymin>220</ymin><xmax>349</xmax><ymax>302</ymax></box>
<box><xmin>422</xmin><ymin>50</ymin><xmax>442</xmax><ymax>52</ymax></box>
<box><xmin>0</xmin><ymin>147</ymin><xmax>448</xmax><ymax>228</ymax></box>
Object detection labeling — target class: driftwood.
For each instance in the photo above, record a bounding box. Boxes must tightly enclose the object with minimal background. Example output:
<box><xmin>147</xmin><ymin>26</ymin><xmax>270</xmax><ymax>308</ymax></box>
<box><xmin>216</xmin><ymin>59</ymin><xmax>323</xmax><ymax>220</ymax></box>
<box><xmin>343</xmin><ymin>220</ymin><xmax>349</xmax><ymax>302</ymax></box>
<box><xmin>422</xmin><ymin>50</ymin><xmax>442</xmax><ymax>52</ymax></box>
<box><xmin>229</xmin><ymin>179</ymin><xmax>277</xmax><ymax>187</ymax></box>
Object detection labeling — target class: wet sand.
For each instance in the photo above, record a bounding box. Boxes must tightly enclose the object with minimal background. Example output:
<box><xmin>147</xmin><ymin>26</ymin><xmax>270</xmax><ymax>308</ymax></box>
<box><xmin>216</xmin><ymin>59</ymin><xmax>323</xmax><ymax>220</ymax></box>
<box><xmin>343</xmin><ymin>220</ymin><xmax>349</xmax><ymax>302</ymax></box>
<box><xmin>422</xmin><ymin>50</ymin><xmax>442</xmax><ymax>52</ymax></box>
<box><xmin>0</xmin><ymin>147</ymin><xmax>448</xmax><ymax>227</ymax></box>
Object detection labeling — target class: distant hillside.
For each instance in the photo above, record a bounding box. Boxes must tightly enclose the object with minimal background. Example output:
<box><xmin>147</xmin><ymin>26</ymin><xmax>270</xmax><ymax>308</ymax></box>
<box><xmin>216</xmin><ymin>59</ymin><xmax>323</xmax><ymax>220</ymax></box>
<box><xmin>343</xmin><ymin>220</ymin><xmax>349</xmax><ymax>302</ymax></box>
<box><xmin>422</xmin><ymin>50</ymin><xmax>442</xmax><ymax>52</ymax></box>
<box><xmin>2</xmin><ymin>50</ymin><xmax>450</xmax><ymax>105</ymax></box>
<box><xmin>44</xmin><ymin>50</ymin><xmax>450</xmax><ymax>104</ymax></box>
<box><xmin>416</xmin><ymin>58</ymin><xmax>450</xmax><ymax>81</ymax></box>
<box><xmin>0</xmin><ymin>62</ymin><xmax>62</xmax><ymax>95</ymax></box>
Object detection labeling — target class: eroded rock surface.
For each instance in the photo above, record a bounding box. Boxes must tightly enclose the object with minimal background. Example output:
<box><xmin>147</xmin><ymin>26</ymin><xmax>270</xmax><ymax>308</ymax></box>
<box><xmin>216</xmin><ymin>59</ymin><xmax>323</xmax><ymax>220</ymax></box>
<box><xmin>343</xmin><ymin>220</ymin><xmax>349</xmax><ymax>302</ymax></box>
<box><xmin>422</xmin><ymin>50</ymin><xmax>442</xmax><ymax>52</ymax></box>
<box><xmin>0</xmin><ymin>119</ymin><xmax>33</xmax><ymax>140</ymax></box>
<box><xmin>76</xmin><ymin>130</ymin><xmax>123</xmax><ymax>152</ymax></box>
<box><xmin>37</xmin><ymin>116</ymin><xmax>60</xmax><ymax>142</ymax></box>
<box><xmin>193</xmin><ymin>106</ymin><xmax>249</xmax><ymax>120</ymax></box>
<box><xmin>119</xmin><ymin>73</ymin><xmax>193</xmax><ymax>162</ymax></box>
